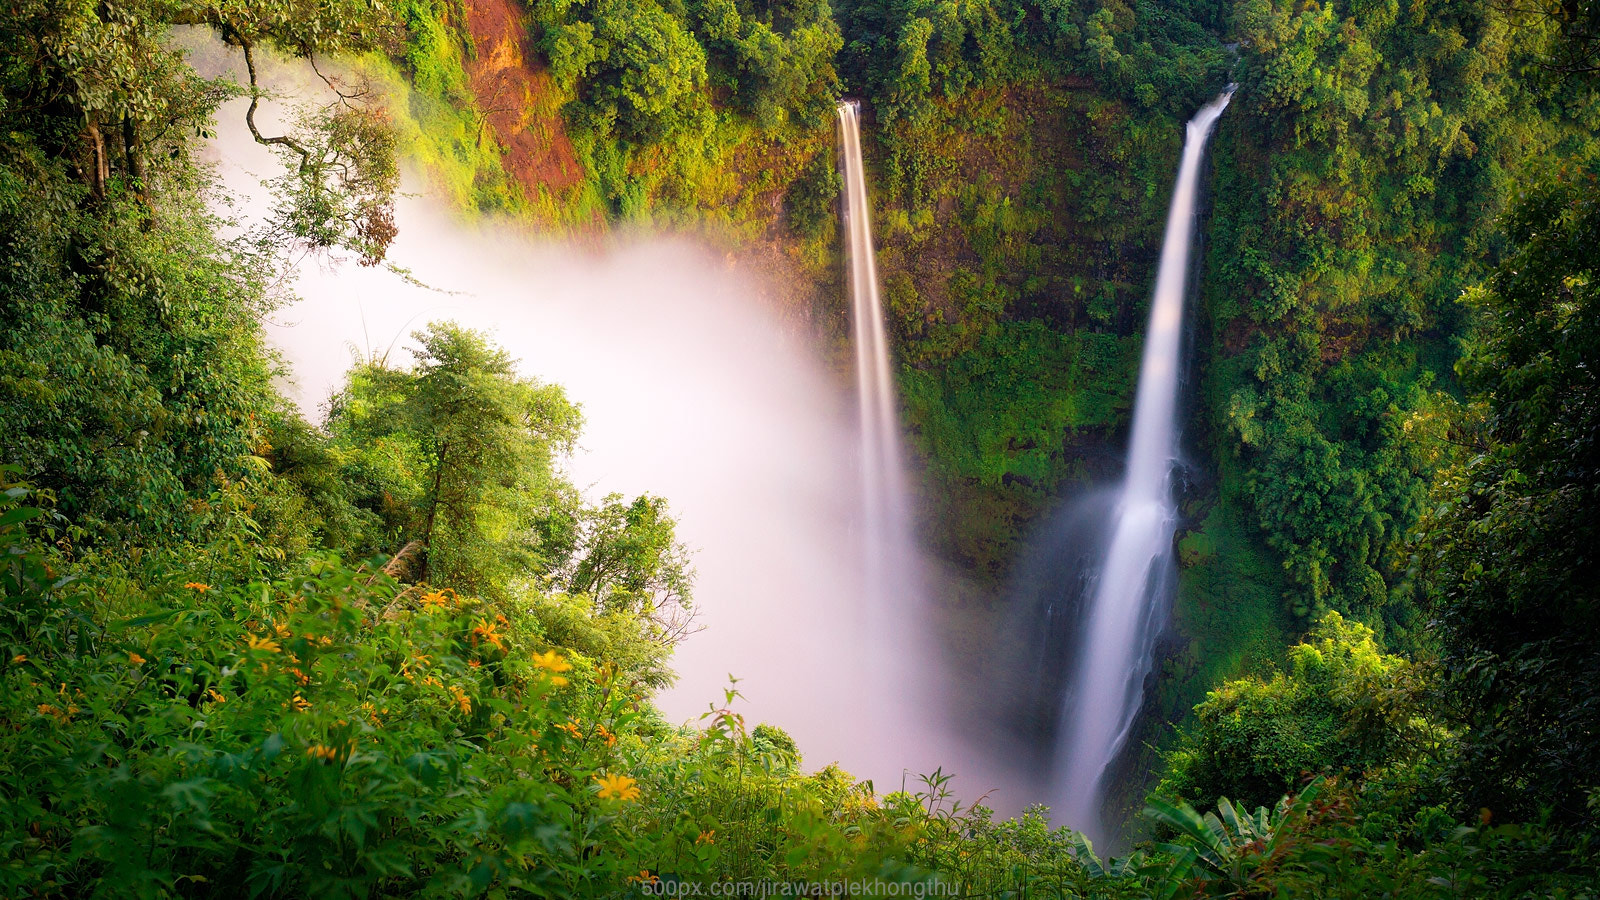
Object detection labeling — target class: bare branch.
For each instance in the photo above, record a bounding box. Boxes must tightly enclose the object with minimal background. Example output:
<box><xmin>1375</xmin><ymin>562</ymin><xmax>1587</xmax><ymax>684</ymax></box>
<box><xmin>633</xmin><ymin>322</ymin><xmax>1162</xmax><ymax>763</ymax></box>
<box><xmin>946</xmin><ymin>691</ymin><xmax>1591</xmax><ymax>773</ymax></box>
<box><xmin>240</xmin><ymin>40</ymin><xmax>312</xmax><ymax>171</ymax></box>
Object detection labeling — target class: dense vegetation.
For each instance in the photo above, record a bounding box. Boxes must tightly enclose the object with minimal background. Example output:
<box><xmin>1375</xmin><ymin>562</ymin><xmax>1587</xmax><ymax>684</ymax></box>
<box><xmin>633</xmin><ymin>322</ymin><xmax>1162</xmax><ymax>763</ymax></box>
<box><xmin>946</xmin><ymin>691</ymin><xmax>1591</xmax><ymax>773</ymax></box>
<box><xmin>4</xmin><ymin>0</ymin><xmax>1600</xmax><ymax>896</ymax></box>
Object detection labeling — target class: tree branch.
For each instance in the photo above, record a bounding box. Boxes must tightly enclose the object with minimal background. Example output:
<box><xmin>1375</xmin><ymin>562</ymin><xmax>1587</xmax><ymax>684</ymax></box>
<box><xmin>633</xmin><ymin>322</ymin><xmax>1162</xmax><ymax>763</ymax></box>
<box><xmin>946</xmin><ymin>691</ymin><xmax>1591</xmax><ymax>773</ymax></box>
<box><xmin>240</xmin><ymin>40</ymin><xmax>312</xmax><ymax>172</ymax></box>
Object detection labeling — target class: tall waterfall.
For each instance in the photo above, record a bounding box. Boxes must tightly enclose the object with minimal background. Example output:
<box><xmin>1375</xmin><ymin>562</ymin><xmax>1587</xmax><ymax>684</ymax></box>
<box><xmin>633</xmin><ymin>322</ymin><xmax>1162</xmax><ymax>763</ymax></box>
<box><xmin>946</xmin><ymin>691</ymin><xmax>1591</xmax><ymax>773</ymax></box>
<box><xmin>837</xmin><ymin>100</ymin><xmax>909</xmax><ymax>600</ymax></box>
<box><xmin>1055</xmin><ymin>88</ymin><xmax>1234</xmax><ymax>839</ymax></box>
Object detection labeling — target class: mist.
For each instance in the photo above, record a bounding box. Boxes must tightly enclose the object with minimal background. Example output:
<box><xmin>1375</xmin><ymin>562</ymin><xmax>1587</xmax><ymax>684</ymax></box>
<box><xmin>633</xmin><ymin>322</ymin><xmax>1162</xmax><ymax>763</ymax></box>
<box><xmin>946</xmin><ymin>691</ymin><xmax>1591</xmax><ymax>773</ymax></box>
<box><xmin>186</xmin><ymin>37</ymin><xmax>1030</xmax><ymax>806</ymax></box>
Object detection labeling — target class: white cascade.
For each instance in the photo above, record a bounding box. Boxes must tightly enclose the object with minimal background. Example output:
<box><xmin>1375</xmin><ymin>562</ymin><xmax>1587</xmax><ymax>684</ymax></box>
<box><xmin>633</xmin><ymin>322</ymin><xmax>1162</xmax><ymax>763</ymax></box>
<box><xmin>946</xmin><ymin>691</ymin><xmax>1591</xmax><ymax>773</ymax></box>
<box><xmin>837</xmin><ymin>100</ymin><xmax>911</xmax><ymax>605</ymax></box>
<box><xmin>1055</xmin><ymin>88</ymin><xmax>1235</xmax><ymax>841</ymax></box>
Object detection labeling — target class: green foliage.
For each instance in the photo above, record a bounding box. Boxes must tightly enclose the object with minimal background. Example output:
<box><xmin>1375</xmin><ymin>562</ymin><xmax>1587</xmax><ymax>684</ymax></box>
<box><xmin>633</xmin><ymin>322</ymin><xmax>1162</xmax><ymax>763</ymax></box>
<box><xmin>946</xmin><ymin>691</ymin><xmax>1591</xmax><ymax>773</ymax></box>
<box><xmin>1416</xmin><ymin>170</ymin><xmax>1600</xmax><ymax>829</ymax></box>
<box><xmin>0</xmin><ymin>486</ymin><xmax>933</xmax><ymax>896</ymax></box>
<box><xmin>529</xmin><ymin>0</ymin><xmax>842</xmax><ymax>224</ymax></box>
<box><xmin>0</xmin><ymin>125</ymin><xmax>280</xmax><ymax>544</ymax></box>
<box><xmin>783</xmin><ymin>143</ymin><xmax>842</xmax><ymax>238</ymax></box>
<box><xmin>1201</xmin><ymin>0</ymin><xmax>1600</xmax><ymax>633</ymax></box>
<box><xmin>325</xmin><ymin>323</ymin><xmax>583</xmax><ymax>598</ymax></box>
<box><xmin>1141</xmin><ymin>777</ymin><xmax>1600</xmax><ymax>899</ymax></box>
<box><xmin>902</xmin><ymin>322</ymin><xmax>1138</xmax><ymax>572</ymax></box>
<box><xmin>0</xmin><ymin>0</ymin><xmax>407</xmax><ymax>545</ymax></box>
<box><xmin>1143</xmin><ymin>777</ymin><xmax>1331</xmax><ymax>896</ymax></box>
<box><xmin>560</xmin><ymin>493</ymin><xmax>694</xmax><ymax>626</ymax></box>
<box><xmin>311</xmin><ymin>323</ymin><xmax>696</xmax><ymax>686</ymax></box>
<box><xmin>1157</xmin><ymin>612</ymin><xmax>1433</xmax><ymax>812</ymax></box>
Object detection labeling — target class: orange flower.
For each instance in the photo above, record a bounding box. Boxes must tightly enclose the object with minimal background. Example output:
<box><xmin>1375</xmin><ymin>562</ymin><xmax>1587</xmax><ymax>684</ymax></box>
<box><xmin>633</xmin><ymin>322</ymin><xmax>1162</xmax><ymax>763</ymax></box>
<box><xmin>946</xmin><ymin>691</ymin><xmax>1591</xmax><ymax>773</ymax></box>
<box><xmin>128</xmin><ymin>652</ymin><xmax>146</xmax><ymax>665</ymax></box>
<box><xmin>467</xmin><ymin>659</ymin><xmax>481</xmax><ymax>668</ymax></box>
<box><xmin>206</xmin><ymin>688</ymin><xmax>227</xmax><ymax>704</ymax></box>
<box><xmin>469</xmin><ymin>620</ymin><xmax>505</xmax><ymax>652</ymax></box>
<box><xmin>184</xmin><ymin>582</ymin><xmax>210</xmax><ymax>592</ymax></box>
<box><xmin>289</xmin><ymin>693</ymin><xmax>311</xmax><ymax>712</ymax></box>
<box><xmin>449</xmin><ymin>685</ymin><xmax>472</xmax><ymax>714</ymax></box>
<box><xmin>306</xmin><ymin>744</ymin><xmax>339</xmax><ymax>762</ymax></box>
<box><xmin>595</xmin><ymin>773</ymin><xmax>641</xmax><ymax>802</ymax></box>
<box><xmin>596</xmin><ymin>724</ymin><xmax>618</xmax><ymax>747</ymax></box>
<box><xmin>556</xmin><ymin>720</ymin><xmax>583</xmax><ymax>739</ymax></box>
<box><xmin>36</xmin><ymin>703</ymin><xmax>75</xmax><ymax>724</ymax></box>
<box><xmin>290</xmin><ymin>667</ymin><xmax>310</xmax><ymax>686</ymax></box>
<box><xmin>696</xmin><ymin>830</ymin><xmax>715</xmax><ymax>845</ymax></box>
<box><xmin>11</xmin><ymin>654</ymin><xmax>27</xmax><ymax>664</ymax></box>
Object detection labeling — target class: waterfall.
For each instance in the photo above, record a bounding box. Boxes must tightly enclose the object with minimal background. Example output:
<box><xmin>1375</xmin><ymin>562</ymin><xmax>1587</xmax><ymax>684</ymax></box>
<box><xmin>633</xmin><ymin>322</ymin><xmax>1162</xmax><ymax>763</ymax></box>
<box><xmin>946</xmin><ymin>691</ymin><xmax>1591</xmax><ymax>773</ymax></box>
<box><xmin>837</xmin><ymin>100</ymin><xmax>909</xmax><ymax>602</ymax></box>
<box><xmin>1054</xmin><ymin>88</ymin><xmax>1234</xmax><ymax>840</ymax></box>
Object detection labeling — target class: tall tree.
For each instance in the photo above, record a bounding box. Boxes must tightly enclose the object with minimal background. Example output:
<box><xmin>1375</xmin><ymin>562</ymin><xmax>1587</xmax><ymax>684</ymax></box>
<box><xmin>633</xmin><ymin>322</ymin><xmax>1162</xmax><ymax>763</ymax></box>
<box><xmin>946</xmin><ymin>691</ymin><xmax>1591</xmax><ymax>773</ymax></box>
<box><xmin>327</xmin><ymin>323</ymin><xmax>584</xmax><ymax>598</ymax></box>
<box><xmin>1417</xmin><ymin>170</ymin><xmax>1600</xmax><ymax>827</ymax></box>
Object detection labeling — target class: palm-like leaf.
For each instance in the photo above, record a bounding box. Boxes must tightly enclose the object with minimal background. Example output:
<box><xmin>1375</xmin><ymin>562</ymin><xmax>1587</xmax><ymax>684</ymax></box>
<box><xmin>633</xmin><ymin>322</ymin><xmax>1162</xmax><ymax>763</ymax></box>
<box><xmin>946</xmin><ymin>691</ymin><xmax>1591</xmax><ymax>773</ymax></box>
<box><xmin>1143</xmin><ymin>777</ymin><xmax>1329</xmax><ymax>894</ymax></box>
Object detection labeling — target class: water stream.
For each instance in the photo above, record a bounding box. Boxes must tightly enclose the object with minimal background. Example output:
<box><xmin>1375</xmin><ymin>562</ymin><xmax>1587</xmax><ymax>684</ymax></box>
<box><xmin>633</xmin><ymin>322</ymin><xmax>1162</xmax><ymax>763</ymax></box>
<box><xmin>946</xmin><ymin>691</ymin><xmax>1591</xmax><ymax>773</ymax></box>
<box><xmin>837</xmin><ymin>99</ymin><xmax>911</xmax><ymax>612</ymax></box>
<box><xmin>1054</xmin><ymin>88</ymin><xmax>1235</xmax><ymax>840</ymax></box>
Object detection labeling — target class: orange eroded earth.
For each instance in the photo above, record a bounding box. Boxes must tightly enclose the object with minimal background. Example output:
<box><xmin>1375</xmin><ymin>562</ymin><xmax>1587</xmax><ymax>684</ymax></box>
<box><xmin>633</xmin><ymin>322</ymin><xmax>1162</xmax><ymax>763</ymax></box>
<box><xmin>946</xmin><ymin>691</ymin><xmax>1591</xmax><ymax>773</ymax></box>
<box><xmin>462</xmin><ymin>0</ymin><xmax>582</xmax><ymax>195</ymax></box>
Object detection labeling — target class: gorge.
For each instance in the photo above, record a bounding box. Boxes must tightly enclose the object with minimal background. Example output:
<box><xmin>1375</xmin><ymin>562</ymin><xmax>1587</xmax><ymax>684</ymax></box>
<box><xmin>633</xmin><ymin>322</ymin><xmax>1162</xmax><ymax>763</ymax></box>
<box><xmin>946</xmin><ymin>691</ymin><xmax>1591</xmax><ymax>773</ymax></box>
<box><xmin>3</xmin><ymin>0</ymin><xmax>1598</xmax><ymax>894</ymax></box>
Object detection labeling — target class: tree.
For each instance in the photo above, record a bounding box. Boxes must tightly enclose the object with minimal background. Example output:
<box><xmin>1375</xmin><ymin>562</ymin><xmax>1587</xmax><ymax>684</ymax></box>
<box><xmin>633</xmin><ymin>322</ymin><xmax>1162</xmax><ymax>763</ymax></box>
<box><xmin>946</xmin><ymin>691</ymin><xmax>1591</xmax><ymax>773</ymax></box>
<box><xmin>1156</xmin><ymin>612</ymin><xmax>1432</xmax><ymax>812</ymax></box>
<box><xmin>1416</xmin><ymin>171</ymin><xmax>1600</xmax><ymax>828</ymax></box>
<box><xmin>544</xmin><ymin>0</ymin><xmax>713</xmax><ymax>146</ymax></box>
<box><xmin>0</xmin><ymin>0</ymin><xmax>407</xmax><ymax>544</ymax></box>
<box><xmin>326</xmin><ymin>323</ymin><xmax>583</xmax><ymax>598</ymax></box>
<box><xmin>1</xmin><ymin>0</ymin><xmax>402</xmax><ymax>263</ymax></box>
<box><xmin>560</xmin><ymin>492</ymin><xmax>697</xmax><ymax>644</ymax></box>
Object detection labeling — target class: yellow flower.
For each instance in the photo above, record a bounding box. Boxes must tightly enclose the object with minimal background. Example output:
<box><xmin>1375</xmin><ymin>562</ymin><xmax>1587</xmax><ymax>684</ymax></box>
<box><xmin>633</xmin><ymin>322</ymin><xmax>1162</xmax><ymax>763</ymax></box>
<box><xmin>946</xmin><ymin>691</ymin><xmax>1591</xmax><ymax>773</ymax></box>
<box><xmin>696</xmin><ymin>830</ymin><xmax>715</xmax><ymax>845</ymax></box>
<box><xmin>206</xmin><ymin>688</ymin><xmax>227</xmax><ymax>704</ymax></box>
<box><xmin>11</xmin><ymin>654</ymin><xmax>26</xmax><ymax>664</ymax></box>
<box><xmin>420</xmin><ymin>590</ymin><xmax>449</xmax><ymax>608</ymax></box>
<box><xmin>532</xmin><ymin>650</ymin><xmax>572</xmax><ymax>673</ymax></box>
<box><xmin>306</xmin><ymin>744</ymin><xmax>340</xmax><ymax>762</ymax></box>
<box><xmin>595</xmin><ymin>772</ymin><xmax>641</xmax><ymax>802</ymax></box>
<box><xmin>289</xmin><ymin>693</ymin><xmax>311</xmax><ymax>712</ymax></box>
<box><xmin>450</xmin><ymin>685</ymin><xmax>472</xmax><ymax>714</ymax></box>
<box><xmin>184</xmin><ymin>582</ymin><xmax>210</xmax><ymax>592</ymax></box>
<box><xmin>128</xmin><ymin>652</ymin><xmax>146</xmax><ymax>665</ymax></box>
<box><xmin>245</xmin><ymin>634</ymin><xmax>281</xmax><ymax>654</ymax></box>
<box><xmin>626</xmin><ymin>870</ymin><xmax>660</xmax><ymax>885</ymax></box>
<box><xmin>273</xmin><ymin>623</ymin><xmax>292</xmax><ymax>638</ymax></box>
